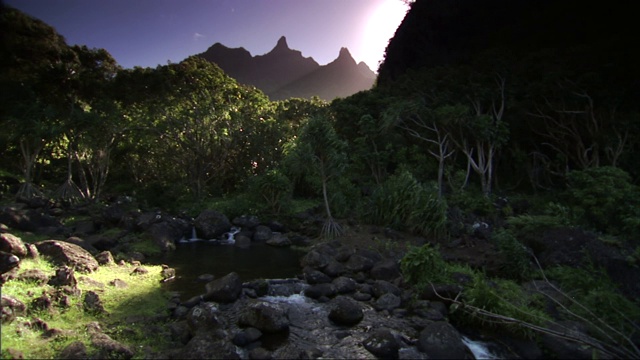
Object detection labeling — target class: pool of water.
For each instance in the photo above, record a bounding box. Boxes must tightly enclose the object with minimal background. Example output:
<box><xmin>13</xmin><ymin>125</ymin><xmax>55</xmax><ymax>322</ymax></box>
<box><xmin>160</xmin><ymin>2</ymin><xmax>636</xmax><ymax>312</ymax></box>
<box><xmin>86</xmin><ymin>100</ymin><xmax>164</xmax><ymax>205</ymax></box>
<box><xmin>148</xmin><ymin>242</ymin><xmax>305</xmax><ymax>299</ymax></box>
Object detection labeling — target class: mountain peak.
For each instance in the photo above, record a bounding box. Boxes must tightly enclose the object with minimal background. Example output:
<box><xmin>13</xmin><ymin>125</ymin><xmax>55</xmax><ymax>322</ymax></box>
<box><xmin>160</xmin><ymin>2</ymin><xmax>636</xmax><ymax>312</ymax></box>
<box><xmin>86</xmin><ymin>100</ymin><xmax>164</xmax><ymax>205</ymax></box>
<box><xmin>274</xmin><ymin>36</ymin><xmax>290</xmax><ymax>51</ymax></box>
<box><xmin>338</xmin><ymin>47</ymin><xmax>352</xmax><ymax>59</ymax></box>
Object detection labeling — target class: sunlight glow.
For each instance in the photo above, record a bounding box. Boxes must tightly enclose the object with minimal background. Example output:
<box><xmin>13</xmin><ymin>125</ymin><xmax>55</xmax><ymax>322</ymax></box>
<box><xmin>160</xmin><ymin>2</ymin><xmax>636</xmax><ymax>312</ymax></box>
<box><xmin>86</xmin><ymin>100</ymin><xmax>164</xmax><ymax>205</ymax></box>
<box><xmin>362</xmin><ymin>0</ymin><xmax>409</xmax><ymax>71</ymax></box>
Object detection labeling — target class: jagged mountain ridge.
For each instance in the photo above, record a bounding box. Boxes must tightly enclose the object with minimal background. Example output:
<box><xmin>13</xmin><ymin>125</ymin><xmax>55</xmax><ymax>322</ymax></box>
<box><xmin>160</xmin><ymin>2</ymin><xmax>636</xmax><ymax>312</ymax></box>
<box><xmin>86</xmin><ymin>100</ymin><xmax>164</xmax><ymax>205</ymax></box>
<box><xmin>197</xmin><ymin>36</ymin><xmax>376</xmax><ymax>101</ymax></box>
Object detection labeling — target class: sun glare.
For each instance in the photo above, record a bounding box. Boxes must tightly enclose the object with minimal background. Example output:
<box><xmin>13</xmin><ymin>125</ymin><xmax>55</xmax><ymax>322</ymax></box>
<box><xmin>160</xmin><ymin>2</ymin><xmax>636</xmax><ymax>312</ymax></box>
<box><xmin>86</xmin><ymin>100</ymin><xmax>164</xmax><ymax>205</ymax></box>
<box><xmin>362</xmin><ymin>0</ymin><xmax>409</xmax><ymax>71</ymax></box>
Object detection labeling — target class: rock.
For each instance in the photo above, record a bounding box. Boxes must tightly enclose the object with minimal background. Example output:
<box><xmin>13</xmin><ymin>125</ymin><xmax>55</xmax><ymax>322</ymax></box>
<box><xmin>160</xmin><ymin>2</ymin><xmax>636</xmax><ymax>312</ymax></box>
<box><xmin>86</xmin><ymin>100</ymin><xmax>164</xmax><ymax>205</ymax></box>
<box><xmin>372</xmin><ymin>280</ymin><xmax>402</xmax><ymax>298</ymax></box>
<box><xmin>3</xmin><ymin>348</ymin><xmax>23</xmax><ymax>359</ymax></box>
<box><xmin>108</xmin><ymin>279</ymin><xmax>128</xmax><ymax>288</ymax></box>
<box><xmin>304</xmin><ymin>283</ymin><xmax>337</xmax><ymax>299</ymax></box>
<box><xmin>289</xmin><ymin>234</ymin><xmax>313</xmax><ymax>247</ymax></box>
<box><xmin>541</xmin><ymin>321</ymin><xmax>597</xmax><ymax>359</ymax></box>
<box><xmin>187</xmin><ymin>302</ymin><xmax>226</xmax><ymax>333</ymax></box>
<box><xmin>146</xmin><ymin>220</ymin><xmax>186</xmax><ymax>252</ymax></box>
<box><xmin>25</xmin><ymin>243</ymin><xmax>39</xmax><ymax>259</ymax></box>
<box><xmin>370</xmin><ymin>258</ymin><xmax>401</xmax><ymax>281</ymax></box>
<box><xmin>31</xmin><ymin>292</ymin><xmax>53</xmax><ymax>312</ymax></box>
<box><xmin>332</xmin><ymin>276</ymin><xmax>357</xmax><ymax>294</ymax></box>
<box><xmin>249</xmin><ymin>347</ymin><xmax>272</xmax><ymax>360</ymax></box>
<box><xmin>161</xmin><ymin>264</ymin><xmax>175</xmax><ymax>281</ymax></box>
<box><xmin>168</xmin><ymin>320</ymin><xmax>191</xmax><ymax>345</ymax></box>
<box><xmin>130</xmin><ymin>266</ymin><xmax>148</xmax><ymax>275</ymax></box>
<box><xmin>334</xmin><ymin>245</ymin><xmax>357</xmax><ymax>262</ymax></box>
<box><xmin>95</xmin><ymin>251</ymin><xmax>115</xmax><ymax>265</ymax></box>
<box><xmin>232</xmin><ymin>215</ymin><xmax>260</xmax><ymax>229</ymax></box>
<box><xmin>72</xmin><ymin>220</ymin><xmax>96</xmax><ymax>236</ymax></box>
<box><xmin>181</xmin><ymin>334</ymin><xmax>239</xmax><ymax>359</ymax></box>
<box><xmin>300</xmin><ymin>250</ymin><xmax>330</xmax><ymax>270</ymax></box>
<box><xmin>253</xmin><ymin>225</ymin><xmax>273</xmax><ymax>242</ymax></box>
<box><xmin>0</xmin><ymin>250</ymin><xmax>20</xmax><ymax>284</ymax></box>
<box><xmin>78</xmin><ymin>276</ymin><xmax>105</xmax><ymax>289</ymax></box>
<box><xmin>87</xmin><ymin>322</ymin><xmax>134</xmax><ymax>359</ymax></box>
<box><xmin>345</xmin><ymin>254</ymin><xmax>375</xmax><ymax>273</ymax></box>
<box><xmin>323</xmin><ymin>258</ymin><xmax>347</xmax><ymax>277</ymax></box>
<box><xmin>194</xmin><ymin>210</ymin><xmax>231</xmax><ymax>239</ymax></box>
<box><xmin>83</xmin><ymin>291</ymin><xmax>106</xmax><ymax>314</ymax></box>
<box><xmin>304</xmin><ymin>267</ymin><xmax>332</xmax><ymax>284</ymax></box>
<box><xmin>89</xmin><ymin>235</ymin><xmax>118</xmax><ymax>251</ymax></box>
<box><xmin>58</xmin><ymin>341</ymin><xmax>88</xmax><ymax>359</ymax></box>
<box><xmin>417</xmin><ymin>321</ymin><xmax>473</xmax><ymax>359</ymax></box>
<box><xmin>0</xmin><ymin>233</ymin><xmax>27</xmax><ymax>257</ymax></box>
<box><xmin>136</xmin><ymin>211</ymin><xmax>163</xmax><ymax>231</ymax></box>
<box><xmin>234</xmin><ymin>235</ymin><xmax>252</xmax><ymax>249</ymax></box>
<box><xmin>48</xmin><ymin>266</ymin><xmax>77</xmax><ymax>287</ymax></box>
<box><xmin>328</xmin><ymin>295</ymin><xmax>364</xmax><ymax>326</ymax></box>
<box><xmin>197</xmin><ymin>274</ymin><xmax>215</xmax><ymax>282</ymax></box>
<box><xmin>1</xmin><ymin>295</ymin><xmax>26</xmax><ymax>324</ymax></box>
<box><xmin>352</xmin><ymin>292</ymin><xmax>372</xmax><ymax>302</ymax></box>
<box><xmin>35</xmin><ymin>240</ymin><xmax>99</xmax><ymax>273</ymax></box>
<box><xmin>363</xmin><ymin>328</ymin><xmax>400</xmax><ymax>359</ymax></box>
<box><xmin>203</xmin><ymin>272</ymin><xmax>242</xmax><ymax>303</ymax></box>
<box><xmin>374</xmin><ymin>293</ymin><xmax>402</xmax><ymax>312</ymax></box>
<box><xmin>232</xmin><ymin>327</ymin><xmax>263</xmax><ymax>346</ymax></box>
<box><xmin>266</xmin><ymin>233</ymin><xmax>291</xmax><ymax>247</ymax></box>
<box><xmin>238</xmin><ymin>301</ymin><xmax>290</xmax><ymax>333</ymax></box>
<box><xmin>244</xmin><ymin>279</ymin><xmax>269</xmax><ymax>297</ymax></box>
<box><xmin>64</xmin><ymin>236</ymin><xmax>99</xmax><ymax>254</ymax></box>
<box><xmin>16</xmin><ymin>269</ymin><xmax>49</xmax><ymax>285</ymax></box>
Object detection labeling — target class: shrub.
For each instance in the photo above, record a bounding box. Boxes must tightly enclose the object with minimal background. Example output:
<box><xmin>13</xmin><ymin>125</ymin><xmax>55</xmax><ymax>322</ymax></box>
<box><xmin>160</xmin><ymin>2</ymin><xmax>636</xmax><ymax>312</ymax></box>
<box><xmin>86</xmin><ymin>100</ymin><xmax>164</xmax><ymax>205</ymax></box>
<box><xmin>400</xmin><ymin>244</ymin><xmax>448</xmax><ymax>288</ymax></box>
<box><xmin>248</xmin><ymin>169</ymin><xmax>293</xmax><ymax>215</ymax></box>
<box><xmin>492</xmin><ymin>229</ymin><xmax>532</xmax><ymax>281</ymax></box>
<box><xmin>368</xmin><ymin>170</ymin><xmax>447</xmax><ymax>237</ymax></box>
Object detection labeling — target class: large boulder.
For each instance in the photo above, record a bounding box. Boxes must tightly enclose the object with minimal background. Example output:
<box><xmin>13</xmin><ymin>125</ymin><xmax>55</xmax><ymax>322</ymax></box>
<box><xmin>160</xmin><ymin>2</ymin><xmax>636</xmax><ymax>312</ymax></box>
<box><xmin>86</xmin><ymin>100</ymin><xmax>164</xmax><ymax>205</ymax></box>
<box><xmin>266</xmin><ymin>233</ymin><xmax>291</xmax><ymax>247</ymax></box>
<box><xmin>238</xmin><ymin>301</ymin><xmax>290</xmax><ymax>333</ymax></box>
<box><xmin>0</xmin><ymin>233</ymin><xmax>27</xmax><ymax>257</ymax></box>
<box><xmin>203</xmin><ymin>272</ymin><xmax>242</xmax><ymax>303</ymax></box>
<box><xmin>370</xmin><ymin>258</ymin><xmax>401</xmax><ymax>281</ymax></box>
<box><xmin>146</xmin><ymin>219</ymin><xmax>188</xmax><ymax>252</ymax></box>
<box><xmin>363</xmin><ymin>328</ymin><xmax>401</xmax><ymax>359</ymax></box>
<box><xmin>253</xmin><ymin>225</ymin><xmax>273</xmax><ymax>242</ymax></box>
<box><xmin>187</xmin><ymin>302</ymin><xmax>226</xmax><ymax>334</ymax></box>
<box><xmin>300</xmin><ymin>250</ymin><xmax>331</xmax><ymax>270</ymax></box>
<box><xmin>232</xmin><ymin>215</ymin><xmax>260</xmax><ymax>229</ymax></box>
<box><xmin>194</xmin><ymin>210</ymin><xmax>231</xmax><ymax>239</ymax></box>
<box><xmin>328</xmin><ymin>295</ymin><xmax>364</xmax><ymax>326</ymax></box>
<box><xmin>35</xmin><ymin>240</ymin><xmax>99</xmax><ymax>273</ymax></box>
<box><xmin>417</xmin><ymin>321</ymin><xmax>473</xmax><ymax>359</ymax></box>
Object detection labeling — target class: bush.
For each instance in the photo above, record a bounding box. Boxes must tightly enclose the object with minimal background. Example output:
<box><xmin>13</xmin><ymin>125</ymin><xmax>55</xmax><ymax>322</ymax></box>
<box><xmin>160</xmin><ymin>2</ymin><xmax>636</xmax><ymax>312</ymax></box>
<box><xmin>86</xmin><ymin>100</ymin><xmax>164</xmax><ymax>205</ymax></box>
<box><xmin>400</xmin><ymin>244</ymin><xmax>448</xmax><ymax>287</ymax></box>
<box><xmin>248</xmin><ymin>169</ymin><xmax>292</xmax><ymax>215</ymax></box>
<box><xmin>368</xmin><ymin>170</ymin><xmax>447</xmax><ymax>237</ymax></box>
<box><xmin>492</xmin><ymin>229</ymin><xmax>532</xmax><ymax>281</ymax></box>
<box><xmin>566</xmin><ymin>166</ymin><xmax>640</xmax><ymax>235</ymax></box>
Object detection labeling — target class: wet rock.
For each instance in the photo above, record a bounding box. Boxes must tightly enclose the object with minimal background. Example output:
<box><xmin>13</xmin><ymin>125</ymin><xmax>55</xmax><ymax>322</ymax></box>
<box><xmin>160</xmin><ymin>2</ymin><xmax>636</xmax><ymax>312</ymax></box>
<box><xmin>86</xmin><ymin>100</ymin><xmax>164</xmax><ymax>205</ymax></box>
<box><xmin>266</xmin><ymin>233</ymin><xmax>291</xmax><ymax>247</ymax></box>
<box><xmin>417</xmin><ymin>321</ymin><xmax>473</xmax><ymax>359</ymax></box>
<box><xmin>363</xmin><ymin>328</ymin><xmax>400</xmax><ymax>359</ymax></box>
<box><xmin>48</xmin><ymin>266</ymin><xmax>77</xmax><ymax>287</ymax></box>
<box><xmin>304</xmin><ymin>283</ymin><xmax>337</xmax><ymax>299</ymax></box>
<box><xmin>233</xmin><ymin>215</ymin><xmax>260</xmax><ymax>229</ymax></box>
<box><xmin>238</xmin><ymin>301</ymin><xmax>290</xmax><ymax>333</ymax></box>
<box><xmin>323</xmin><ymin>258</ymin><xmax>347</xmax><ymax>277</ymax></box>
<box><xmin>370</xmin><ymin>258</ymin><xmax>401</xmax><ymax>281</ymax></box>
<box><xmin>300</xmin><ymin>250</ymin><xmax>330</xmax><ymax>270</ymax></box>
<box><xmin>232</xmin><ymin>327</ymin><xmax>263</xmax><ymax>346</ymax></box>
<box><xmin>372</xmin><ymin>280</ymin><xmax>402</xmax><ymax>298</ymax></box>
<box><xmin>235</xmin><ymin>235</ymin><xmax>252</xmax><ymax>249</ymax></box>
<box><xmin>194</xmin><ymin>210</ymin><xmax>231</xmax><ymax>239</ymax></box>
<box><xmin>328</xmin><ymin>295</ymin><xmax>364</xmax><ymax>326</ymax></box>
<box><xmin>161</xmin><ymin>265</ymin><xmax>175</xmax><ymax>281</ymax></box>
<box><xmin>187</xmin><ymin>302</ymin><xmax>226</xmax><ymax>334</ymax></box>
<box><xmin>83</xmin><ymin>291</ymin><xmax>106</xmax><ymax>314</ymax></box>
<box><xmin>16</xmin><ymin>268</ymin><xmax>49</xmax><ymax>285</ymax></box>
<box><xmin>253</xmin><ymin>225</ymin><xmax>273</xmax><ymax>242</ymax></box>
<box><xmin>374</xmin><ymin>293</ymin><xmax>402</xmax><ymax>312</ymax></box>
<box><xmin>58</xmin><ymin>341</ymin><xmax>88</xmax><ymax>359</ymax></box>
<box><xmin>304</xmin><ymin>267</ymin><xmax>332</xmax><ymax>284</ymax></box>
<box><xmin>203</xmin><ymin>272</ymin><xmax>242</xmax><ymax>303</ymax></box>
<box><xmin>345</xmin><ymin>254</ymin><xmax>375</xmax><ymax>273</ymax></box>
<box><xmin>1</xmin><ymin>295</ymin><xmax>26</xmax><ymax>324</ymax></box>
<box><xmin>332</xmin><ymin>276</ymin><xmax>357</xmax><ymax>294</ymax></box>
<box><xmin>334</xmin><ymin>245</ymin><xmax>356</xmax><ymax>262</ymax></box>
<box><xmin>245</xmin><ymin>279</ymin><xmax>269</xmax><ymax>297</ymax></box>
<box><xmin>95</xmin><ymin>250</ymin><xmax>115</xmax><ymax>265</ymax></box>
<box><xmin>352</xmin><ymin>292</ymin><xmax>372</xmax><ymax>302</ymax></box>
<box><xmin>35</xmin><ymin>240</ymin><xmax>99</xmax><ymax>273</ymax></box>
<box><xmin>0</xmin><ymin>233</ymin><xmax>27</xmax><ymax>257</ymax></box>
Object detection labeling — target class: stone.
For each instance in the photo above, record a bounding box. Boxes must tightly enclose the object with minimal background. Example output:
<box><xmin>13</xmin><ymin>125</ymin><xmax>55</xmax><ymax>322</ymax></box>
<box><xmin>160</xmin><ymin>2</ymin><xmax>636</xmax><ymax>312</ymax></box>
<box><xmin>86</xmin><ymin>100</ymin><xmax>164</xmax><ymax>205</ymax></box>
<box><xmin>0</xmin><ymin>233</ymin><xmax>27</xmax><ymax>257</ymax></box>
<box><xmin>203</xmin><ymin>272</ymin><xmax>242</xmax><ymax>303</ymax></box>
<box><xmin>83</xmin><ymin>291</ymin><xmax>106</xmax><ymax>314</ymax></box>
<box><xmin>323</xmin><ymin>258</ymin><xmax>347</xmax><ymax>277</ymax></box>
<box><xmin>0</xmin><ymin>251</ymin><xmax>19</xmax><ymax>281</ymax></box>
<box><xmin>187</xmin><ymin>302</ymin><xmax>226</xmax><ymax>333</ymax></box>
<box><xmin>352</xmin><ymin>292</ymin><xmax>372</xmax><ymax>302</ymax></box>
<box><xmin>363</xmin><ymin>328</ymin><xmax>400</xmax><ymax>359</ymax></box>
<box><xmin>232</xmin><ymin>215</ymin><xmax>260</xmax><ymax>229</ymax></box>
<box><xmin>232</xmin><ymin>327</ymin><xmax>263</xmax><ymax>346</ymax></box>
<box><xmin>65</xmin><ymin>236</ymin><xmax>99</xmax><ymax>254</ymax></box>
<box><xmin>299</xmin><ymin>250</ymin><xmax>330</xmax><ymax>270</ymax></box>
<box><xmin>304</xmin><ymin>267</ymin><xmax>332</xmax><ymax>284</ymax></box>
<box><xmin>1</xmin><ymin>295</ymin><xmax>26</xmax><ymax>324</ymax></box>
<box><xmin>87</xmin><ymin>322</ymin><xmax>135</xmax><ymax>359</ymax></box>
<box><xmin>238</xmin><ymin>301</ymin><xmax>290</xmax><ymax>333</ymax></box>
<box><xmin>78</xmin><ymin>276</ymin><xmax>105</xmax><ymax>289</ymax></box>
<box><xmin>304</xmin><ymin>283</ymin><xmax>337</xmax><ymax>299</ymax></box>
<box><xmin>108</xmin><ymin>279</ymin><xmax>128</xmax><ymax>288</ymax></box>
<box><xmin>58</xmin><ymin>341</ymin><xmax>88</xmax><ymax>359</ymax></box>
<box><xmin>35</xmin><ymin>240</ymin><xmax>99</xmax><ymax>273</ymax></box>
<box><xmin>194</xmin><ymin>210</ymin><xmax>231</xmax><ymax>239</ymax></box>
<box><xmin>372</xmin><ymin>280</ymin><xmax>402</xmax><ymax>298</ymax></box>
<box><xmin>332</xmin><ymin>276</ymin><xmax>357</xmax><ymax>294</ymax></box>
<box><xmin>130</xmin><ymin>266</ymin><xmax>148</xmax><ymax>275</ymax></box>
<box><xmin>15</xmin><ymin>268</ymin><xmax>49</xmax><ymax>285</ymax></box>
<box><xmin>345</xmin><ymin>254</ymin><xmax>374</xmax><ymax>273</ymax></box>
<box><xmin>95</xmin><ymin>251</ymin><xmax>115</xmax><ymax>265</ymax></box>
<box><xmin>374</xmin><ymin>293</ymin><xmax>402</xmax><ymax>312</ymax></box>
<box><xmin>253</xmin><ymin>225</ymin><xmax>273</xmax><ymax>242</ymax></box>
<box><xmin>146</xmin><ymin>221</ymin><xmax>185</xmax><ymax>252</ymax></box>
<box><xmin>249</xmin><ymin>347</ymin><xmax>272</xmax><ymax>360</ymax></box>
<box><xmin>48</xmin><ymin>266</ymin><xmax>77</xmax><ymax>287</ymax></box>
<box><xmin>168</xmin><ymin>320</ymin><xmax>191</xmax><ymax>345</ymax></box>
<box><xmin>417</xmin><ymin>321</ymin><xmax>473</xmax><ymax>359</ymax></box>
<box><xmin>370</xmin><ymin>258</ymin><xmax>401</xmax><ymax>281</ymax></box>
<box><xmin>328</xmin><ymin>295</ymin><xmax>364</xmax><ymax>326</ymax></box>
<box><xmin>266</xmin><ymin>233</ymin><xmax>291</xmax><ymax>247</ymax></box>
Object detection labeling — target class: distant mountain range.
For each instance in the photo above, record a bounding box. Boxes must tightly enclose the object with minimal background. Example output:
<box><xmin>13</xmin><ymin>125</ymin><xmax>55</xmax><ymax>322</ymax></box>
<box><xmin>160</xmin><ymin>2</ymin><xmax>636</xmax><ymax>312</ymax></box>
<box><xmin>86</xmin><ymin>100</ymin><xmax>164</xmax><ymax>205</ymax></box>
<box><xmin>197</xmin><ymin>36</ymin><xmax>376</xmax><ymax>101</ymax></box>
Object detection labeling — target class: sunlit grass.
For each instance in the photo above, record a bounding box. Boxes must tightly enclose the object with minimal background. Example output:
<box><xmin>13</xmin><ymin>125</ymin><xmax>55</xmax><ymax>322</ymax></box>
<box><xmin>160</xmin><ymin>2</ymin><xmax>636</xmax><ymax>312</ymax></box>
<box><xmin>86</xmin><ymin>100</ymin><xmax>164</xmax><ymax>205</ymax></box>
<box><xmin>1</xmin><ymin>257</ymin><xmax>172</xmax><ymax>358</ymax></box>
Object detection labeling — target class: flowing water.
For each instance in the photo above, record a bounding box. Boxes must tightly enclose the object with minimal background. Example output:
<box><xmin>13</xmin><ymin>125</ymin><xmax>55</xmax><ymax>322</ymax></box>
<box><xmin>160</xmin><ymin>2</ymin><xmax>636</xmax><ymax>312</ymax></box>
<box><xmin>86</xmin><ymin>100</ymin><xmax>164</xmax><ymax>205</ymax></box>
<box><xmin>148</xmin><ymin>242</ymin><xmax>304</xmax><ymax>299</ymax></box>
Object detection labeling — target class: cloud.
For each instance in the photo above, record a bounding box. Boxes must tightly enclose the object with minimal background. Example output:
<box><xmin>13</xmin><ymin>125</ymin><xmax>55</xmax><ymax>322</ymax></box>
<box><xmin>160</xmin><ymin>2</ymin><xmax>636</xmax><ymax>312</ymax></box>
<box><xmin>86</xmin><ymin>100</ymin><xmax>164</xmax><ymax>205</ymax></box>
<box><xmin>193</xmin><ymin>32</ymin><xmax>205</xmax><ymax>41</ymax></box>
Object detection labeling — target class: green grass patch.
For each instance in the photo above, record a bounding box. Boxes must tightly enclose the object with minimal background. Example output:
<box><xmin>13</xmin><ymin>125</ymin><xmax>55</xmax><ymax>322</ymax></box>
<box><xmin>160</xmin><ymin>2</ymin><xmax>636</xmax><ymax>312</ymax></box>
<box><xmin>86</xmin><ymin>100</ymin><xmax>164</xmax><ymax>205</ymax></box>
<box><xmin>1</xmin><ymin>257</ymin><xmax>173</xmax><ymax>358</ymax></box>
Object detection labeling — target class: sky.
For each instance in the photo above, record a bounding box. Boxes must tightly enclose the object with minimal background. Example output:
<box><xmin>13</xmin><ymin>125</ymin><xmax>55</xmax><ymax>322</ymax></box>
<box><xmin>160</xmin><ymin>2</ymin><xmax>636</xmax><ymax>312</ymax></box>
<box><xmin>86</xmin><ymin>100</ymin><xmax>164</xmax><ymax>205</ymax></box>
<box><xmin>5</xmin><ymin>0</ymin><xmax>410</xmax><ymax>72</ymax></box>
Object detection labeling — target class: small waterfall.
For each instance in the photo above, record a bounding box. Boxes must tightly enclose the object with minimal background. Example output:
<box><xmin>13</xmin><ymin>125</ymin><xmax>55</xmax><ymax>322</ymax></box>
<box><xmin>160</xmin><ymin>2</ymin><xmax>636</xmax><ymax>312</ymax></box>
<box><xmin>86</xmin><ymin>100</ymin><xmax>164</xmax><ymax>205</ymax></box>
<box><xmin>462</xmin><ymin>336</ymin><xmax>499</xmax><ymax>359</ymax></box>
<box><xmin>190</xmin><ymin>226</ymin><xmax>198</xmax><ymax>241</ymax></box>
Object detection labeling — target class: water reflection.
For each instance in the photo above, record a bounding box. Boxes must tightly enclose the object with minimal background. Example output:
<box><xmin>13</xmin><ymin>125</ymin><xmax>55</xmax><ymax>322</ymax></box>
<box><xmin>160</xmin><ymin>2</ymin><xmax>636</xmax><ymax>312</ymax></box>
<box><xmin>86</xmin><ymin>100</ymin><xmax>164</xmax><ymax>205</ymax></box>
<box><xmin>148</xmin><ymin>242</ymin><xmax>304</xmax><ymax>298</ymax></box>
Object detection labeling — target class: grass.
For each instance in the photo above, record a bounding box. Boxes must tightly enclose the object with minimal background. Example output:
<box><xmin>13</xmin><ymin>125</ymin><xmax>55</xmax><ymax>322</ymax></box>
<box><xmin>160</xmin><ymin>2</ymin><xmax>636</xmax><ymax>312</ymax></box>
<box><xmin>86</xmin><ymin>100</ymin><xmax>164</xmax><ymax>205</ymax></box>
<box><xmin>1</xmin><ymin>257</ymin><xmax>173</xmax><ymax>359</ymax></box>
